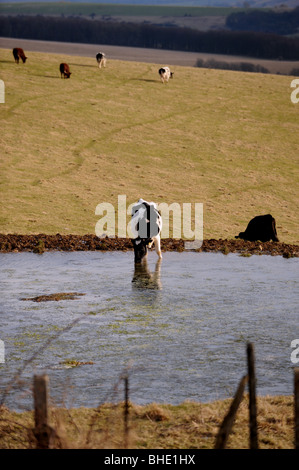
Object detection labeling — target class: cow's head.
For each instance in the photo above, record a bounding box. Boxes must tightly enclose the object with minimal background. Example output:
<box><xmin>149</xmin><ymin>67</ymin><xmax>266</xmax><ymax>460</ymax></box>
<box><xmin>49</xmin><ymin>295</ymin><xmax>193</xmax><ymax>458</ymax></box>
<box><xmin>132</xmin><ymin>237</ymin><xmax>152</xmax><ymax>264</ymax></box>
<box><xmin>235</xmin><ymin>231</ymin><xmax>245</xmax><ymax>239</ymax></box>
<box><xmin>22</xmin><ymin>57</ymin><xmax>27</xmax><ymax>63</ymax></box>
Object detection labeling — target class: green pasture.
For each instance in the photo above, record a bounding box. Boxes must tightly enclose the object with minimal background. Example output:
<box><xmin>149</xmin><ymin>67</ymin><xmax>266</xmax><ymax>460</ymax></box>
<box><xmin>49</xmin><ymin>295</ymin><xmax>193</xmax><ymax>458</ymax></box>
<box><xmin>0</xmin><ymin>2</ymin><xmax>247</xmax><ymax>17</ymax></box>
<box><xmin>0</xmin><ymin>48</ymin><xmax>298</xmax><ymax>243</ymax></box>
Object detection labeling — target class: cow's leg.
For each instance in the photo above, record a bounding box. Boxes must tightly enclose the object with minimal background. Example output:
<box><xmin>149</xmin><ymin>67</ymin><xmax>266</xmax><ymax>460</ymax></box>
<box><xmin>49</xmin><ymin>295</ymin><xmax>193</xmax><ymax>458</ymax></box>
<box><xmin>154</xmin><ymin>236</ymin><xmax>162</xmax><ymax>259</ymax></box>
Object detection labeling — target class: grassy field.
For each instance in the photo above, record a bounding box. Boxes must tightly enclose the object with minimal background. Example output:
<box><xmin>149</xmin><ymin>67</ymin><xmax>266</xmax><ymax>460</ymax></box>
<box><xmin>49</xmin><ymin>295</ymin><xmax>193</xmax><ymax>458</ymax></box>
<box><xmin>0</xmin><ymin>395</ymin><xmax>294</xmax><ymax>449</ymax></box>
<box><xmin>0</xmin><ymin>48</ymin><xmax>298</xmax><ymax>243</ymax></box>
<box><xmin>0</xmin><ymin>3</ymin><xmax>246</xmax><ymax>17</ymax></box>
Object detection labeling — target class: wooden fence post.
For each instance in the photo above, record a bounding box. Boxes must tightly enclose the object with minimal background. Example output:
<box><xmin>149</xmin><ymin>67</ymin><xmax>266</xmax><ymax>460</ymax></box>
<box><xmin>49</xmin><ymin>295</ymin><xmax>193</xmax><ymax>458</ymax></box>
<box><xmin>33</xmin><ymin>374</ymin><xmax>52</xmax><ymax>449</ymax></box>
<box><xmin>215</xmin><ymin>375</ymin><xmax>248</xmax><ymax>449</ymax></box>
<box><xmin>295</xmin><ymin>368</ymin><xmax>299</xmax><ymax>450</ymax></box>
<box><xmin>124</xmin><ymin>375</ymin><xmax>129</xmax><ymax>449</ymax></box>
<box><xmin>247</xmin><ymin>342</ymin><xmax>259</xmax><ymax>449</ymax></box>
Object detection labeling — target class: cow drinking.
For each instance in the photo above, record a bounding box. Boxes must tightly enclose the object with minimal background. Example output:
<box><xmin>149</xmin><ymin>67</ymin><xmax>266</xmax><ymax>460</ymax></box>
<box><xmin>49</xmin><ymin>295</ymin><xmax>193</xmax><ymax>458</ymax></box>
<box><xmin>131</xmin><ymin>199</ymin><xmax>162</xmax><ymax>263</ymax></box>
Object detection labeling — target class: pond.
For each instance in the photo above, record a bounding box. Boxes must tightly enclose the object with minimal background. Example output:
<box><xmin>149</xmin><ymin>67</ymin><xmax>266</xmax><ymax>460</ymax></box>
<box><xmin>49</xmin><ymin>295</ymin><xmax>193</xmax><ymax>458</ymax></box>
<box><xmin>0</xmin><ymin>251</ymin><xmax>298</xmax><ymax>411</ymax></box>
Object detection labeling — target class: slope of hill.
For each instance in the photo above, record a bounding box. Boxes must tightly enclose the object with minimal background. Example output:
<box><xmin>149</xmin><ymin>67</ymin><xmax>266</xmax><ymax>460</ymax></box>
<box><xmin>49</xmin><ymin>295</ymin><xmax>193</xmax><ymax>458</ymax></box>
<box><xmin>1</xmin><ymin>2</ymin><xmax>298</xmax><ymax>36</ymax></box>
<box><xmin>0</xmin><ymin>47</ymin><xmax>298</xmax><ymax>243</ymax></box>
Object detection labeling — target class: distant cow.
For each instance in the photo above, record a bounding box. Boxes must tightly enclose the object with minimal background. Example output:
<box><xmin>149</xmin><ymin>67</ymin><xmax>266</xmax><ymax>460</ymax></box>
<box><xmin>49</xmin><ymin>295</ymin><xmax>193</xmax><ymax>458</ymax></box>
<box><xmin>96</xmin><ymin>52</ymin><xmax>106</xmax><ymax>69</ymax></box>
<box><xmin>131</xmin><ymin>198</ymin><xmax>163</xmax><ymax>263</ymax></box>
<box><xmin>235</xmin><ymin>214</ymin><xmax>279</xmax><ymax>242</ymax></box>
<box><xmin>13</xmin><ymin>48</ymin><xmax>27</xmax><ymax>64</ymax></box>
<box><xmin>60</xmin><ymin>63</ymin><xmax>71</xmax><ymax>79</ymax></box>
<box><xmin>158</xmin><ymin>66</ymin><xmax>173</xmax><ymax>83</ymax></box>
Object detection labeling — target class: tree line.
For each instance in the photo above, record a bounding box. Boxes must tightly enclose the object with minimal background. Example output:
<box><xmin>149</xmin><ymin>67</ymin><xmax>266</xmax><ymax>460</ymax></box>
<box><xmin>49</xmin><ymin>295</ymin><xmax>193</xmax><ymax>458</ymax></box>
<box><xmin>196</xmin><ymin>58</ymin><xmax>270</xmax><ymax>74</ymax></box>
<box><xmin>1</xmin><ymin>15</ymin><xmax>299</xmax><ymax>60</ymax></box>
<box><xmin>226</xmin><ymin>7</ymin><xmax>299</xmax><ymax>36</ymax></box>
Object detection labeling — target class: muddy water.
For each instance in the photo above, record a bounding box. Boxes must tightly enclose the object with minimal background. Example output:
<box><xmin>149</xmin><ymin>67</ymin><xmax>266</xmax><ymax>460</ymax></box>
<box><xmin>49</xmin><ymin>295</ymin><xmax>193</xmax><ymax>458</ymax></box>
<box><xmin>0</xmin><ymin>251</ymin><xmax>298</xmax><ymax>411</ymax></box>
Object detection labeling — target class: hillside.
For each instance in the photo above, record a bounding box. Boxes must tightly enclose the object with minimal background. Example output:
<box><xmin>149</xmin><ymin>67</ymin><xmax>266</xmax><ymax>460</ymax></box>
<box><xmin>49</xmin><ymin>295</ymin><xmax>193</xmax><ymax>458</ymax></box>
<box><xmin>0</xmin><ymin>0</ymin><xmax>297</xmax><ymax>7</ymax></box>
<box><xmin>0</xmin><ymin>47</ymin><xmax>298</xmax><ymax>243</ymax></box>
<box><xmin>0</xmin><ymin>3</ymin><xmax>246</xmax><ymax>33</ymax></box>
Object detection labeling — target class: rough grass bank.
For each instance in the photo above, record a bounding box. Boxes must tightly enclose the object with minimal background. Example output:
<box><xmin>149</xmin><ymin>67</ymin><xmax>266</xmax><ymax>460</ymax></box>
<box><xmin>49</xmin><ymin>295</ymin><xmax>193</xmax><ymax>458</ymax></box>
<box><xmin>0</xmin><ymin>395</ymin><xmax>294</xmax><ymax>449</ymax></box>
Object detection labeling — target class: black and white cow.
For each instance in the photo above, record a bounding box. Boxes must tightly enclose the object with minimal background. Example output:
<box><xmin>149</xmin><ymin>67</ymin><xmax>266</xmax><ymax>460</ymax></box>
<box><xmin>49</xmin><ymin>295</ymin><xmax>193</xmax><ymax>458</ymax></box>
<box><xmin>96</xmin><ymin>52</ymin><xmax>107</xmax><ymax>69</ymax></box>
<box><xmin>131</xmin><ymin>198</ymin><xmax>162</xmax><ymax>263</ymax></box>
<box><xmin>132</xmin><ymin>258</ymin><xmax>162</xmax><ymax>290</ymax></box>
<box><xmin>235</xmin><ymin>214</ymin><xmax>279</xmax><ymax>242</ymax></box>
<box><xmin>158</xmin><ymin>66</ymin><xmax>173</xmax><ymax>83</ymax></box>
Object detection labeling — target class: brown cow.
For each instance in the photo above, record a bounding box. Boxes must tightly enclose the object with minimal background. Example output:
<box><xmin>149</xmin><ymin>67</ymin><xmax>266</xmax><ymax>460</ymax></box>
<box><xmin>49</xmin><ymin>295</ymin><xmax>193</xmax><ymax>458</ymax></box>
<box><xmin>13</xmin><ymin>48</ymin><xmax>27</xmax><ymax>64</ymax></box>
<box><xmin>59</xmin><ymin>63</ymin><xmax>71</xmax><ymax>79</ymax></box>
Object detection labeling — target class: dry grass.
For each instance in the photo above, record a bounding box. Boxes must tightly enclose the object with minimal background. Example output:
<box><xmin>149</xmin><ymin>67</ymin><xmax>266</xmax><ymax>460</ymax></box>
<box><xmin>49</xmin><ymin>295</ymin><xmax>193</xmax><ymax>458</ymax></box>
<box><xmin>0</xmin><ymin>395</ymin><xmax>294</xmax><ymax>449</ymax></box>
<box><xmin>0</xmin><ymin>47</ymin><xmax>298</xmax><ymax>243</ymax></box>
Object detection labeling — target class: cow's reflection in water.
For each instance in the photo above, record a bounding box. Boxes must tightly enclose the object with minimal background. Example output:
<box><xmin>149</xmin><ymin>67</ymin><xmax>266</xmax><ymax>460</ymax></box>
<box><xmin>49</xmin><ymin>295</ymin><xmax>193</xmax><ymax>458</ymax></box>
<box><xmin>132</xmin><ymin>258</ymin><xmax>162</xmax><ymax>290</ymax></box>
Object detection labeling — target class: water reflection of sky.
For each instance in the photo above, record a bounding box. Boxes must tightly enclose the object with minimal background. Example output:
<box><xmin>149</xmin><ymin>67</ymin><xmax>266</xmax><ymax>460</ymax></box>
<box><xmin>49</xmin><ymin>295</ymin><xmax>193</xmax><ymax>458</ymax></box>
<box><xmin>0</xmin><ymin>251</ymin><xmax>298</xmax><ymax>411</ymax></box>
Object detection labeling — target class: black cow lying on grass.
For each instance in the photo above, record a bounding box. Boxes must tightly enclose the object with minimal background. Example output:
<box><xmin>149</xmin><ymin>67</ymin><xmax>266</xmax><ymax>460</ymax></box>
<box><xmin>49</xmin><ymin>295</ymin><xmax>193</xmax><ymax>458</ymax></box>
<box><xmin>235</xmin><ymin>214</ymin><xmax>279</xmax><ymax>242</ymax></box>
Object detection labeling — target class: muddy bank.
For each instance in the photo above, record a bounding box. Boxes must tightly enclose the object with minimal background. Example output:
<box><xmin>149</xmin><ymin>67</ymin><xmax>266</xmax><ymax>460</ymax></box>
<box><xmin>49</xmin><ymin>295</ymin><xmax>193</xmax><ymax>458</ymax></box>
<box><xmin>0</xmin><ymin>234</ymin><xmax>298</xmax><ymax>258</ymax></box>
<box><xmin>21</xmin><ymin>292</ymin><xmax>86</xmax><ymax>302</ymax></box>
